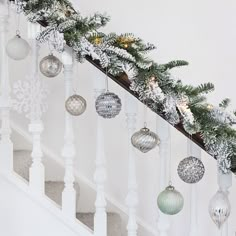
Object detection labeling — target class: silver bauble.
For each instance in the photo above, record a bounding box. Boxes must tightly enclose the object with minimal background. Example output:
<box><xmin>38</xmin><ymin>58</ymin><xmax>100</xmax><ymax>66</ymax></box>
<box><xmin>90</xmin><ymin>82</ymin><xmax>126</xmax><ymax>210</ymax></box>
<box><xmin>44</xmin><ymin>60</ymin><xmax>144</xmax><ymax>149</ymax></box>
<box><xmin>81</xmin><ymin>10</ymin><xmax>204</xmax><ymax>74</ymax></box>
<box><xmin>65</xmin><ymin>94</ymin><xmax>87</xmax><ymax>116</ymax></box>
<box><xmin>95</xmin><ymin>92</ymin><xmax>122</xmax><ymax>119</ymax></box>
<box><xmin>40</xmin><ymin>54</ymin><xmax>62</xmax><ymax>78</ymax></box>
<box><xmin>131</xmin><ymin>127</ymin><xmax>160</xmax><ymax>153</ymax></box>
<box><xmin>6</xmin><ymin>34</ymin><xmax>30</xmax><ymax>60</ymax></box>
<box><xmin>177</xmin><ymin>156</ymin><xmax>205</xmax><ymax>184</ymax></box>
<box><xmin>209</xmin><ymin>190</ymin><xmax>231</xmax><ymax>229</ymax></box>
<box><xmin>157</xmin><ymin>185</ymin><xmax>184</xmax><ymax>215</ymax></box>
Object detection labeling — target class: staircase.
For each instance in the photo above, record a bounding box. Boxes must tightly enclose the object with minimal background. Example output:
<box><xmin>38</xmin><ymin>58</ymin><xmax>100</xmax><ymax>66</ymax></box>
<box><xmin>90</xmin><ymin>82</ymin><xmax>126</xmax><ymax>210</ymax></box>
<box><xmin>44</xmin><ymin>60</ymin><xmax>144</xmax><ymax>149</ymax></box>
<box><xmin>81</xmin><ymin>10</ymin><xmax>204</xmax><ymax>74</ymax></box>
<box><xmin>13</xmin><ymin>150</ymin><xmax>122</xmax><ymax>236</ymax></box>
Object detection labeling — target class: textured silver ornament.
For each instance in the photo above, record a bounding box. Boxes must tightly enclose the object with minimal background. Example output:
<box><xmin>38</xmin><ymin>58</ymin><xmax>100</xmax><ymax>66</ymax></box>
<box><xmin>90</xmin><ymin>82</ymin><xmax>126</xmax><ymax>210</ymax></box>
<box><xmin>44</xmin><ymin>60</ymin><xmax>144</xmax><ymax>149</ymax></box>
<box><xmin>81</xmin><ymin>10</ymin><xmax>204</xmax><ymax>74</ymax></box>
<box><xmin>131</xmin><ymin>127</ymin><xmax>160</xmax><ymax>153</ymax></box>
<box><xmin>177</xmin><ymin>156</ymin><xmax>205</xmax><ymax>184</ymax></box>
<box><xmin>157</xmin><ymin>185</ymin><xmax>184</xmax><ymax>215</ymax></box>
<box><xmin>40</xmin><ymin>54</ymin><xmax>62</xmax><ymax>78</ymax></box>
<box><xmin>209</xmin><ymin>190</ymin><xmax>231</xmax><ymax>229</ymax></box>
<box><xmin>65</xmin><ymin>94</ymin><xmax>87</xmax><ymax>116</ymax></box>
<box><xmin>95</xmin><ymin>92</ymin><xmax>122</xmax><ymax>119</ymax></box>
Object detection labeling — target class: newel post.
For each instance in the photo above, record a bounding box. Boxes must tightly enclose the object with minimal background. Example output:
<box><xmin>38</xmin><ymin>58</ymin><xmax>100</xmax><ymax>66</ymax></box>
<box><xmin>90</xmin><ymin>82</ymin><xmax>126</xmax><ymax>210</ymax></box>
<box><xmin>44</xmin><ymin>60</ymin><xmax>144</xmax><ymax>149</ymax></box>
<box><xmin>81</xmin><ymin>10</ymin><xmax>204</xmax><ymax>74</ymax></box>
<box><xmin>0</xmin><ymin>1</ymin><xmax>13</xmax><ymax>174</ymax></box>
<box><xmin>93</xmin><ymin>74</ymin><xmax>107</xmax><ymax>236</ymax></box>
<box><xmin>28</xmin><ymin>22</ymin><xmax>45</xmax><ymax>195</ymax></box>
<box><xmin>125</xmin><ymin>93</ymin><xmax>138</xmax><ymax>236</ymax></box>
<box><xmin>156</xmin><ymin>117</ymin><xmax>170</xmax><ymax>236</ymax></box>
<box><xmin>187</xmin><ymin>141</ymin><xmax>201</xmax><ymax>236</ymax></box>
<box><xmin>61</xmin><ymin>46</ymin><xmax>76</xmax><ymax>219</ymax></box>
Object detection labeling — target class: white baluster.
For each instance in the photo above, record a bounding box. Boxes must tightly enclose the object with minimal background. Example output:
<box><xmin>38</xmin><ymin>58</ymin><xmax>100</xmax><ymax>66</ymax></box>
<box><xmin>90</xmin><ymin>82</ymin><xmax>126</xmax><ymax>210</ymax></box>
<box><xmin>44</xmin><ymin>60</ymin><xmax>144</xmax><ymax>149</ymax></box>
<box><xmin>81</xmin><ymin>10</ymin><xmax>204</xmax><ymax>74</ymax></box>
<box><xmin>217</xmin><ymin>171</ymin><xmax>232</xmax><ymax>236</ymax></box>
<box><xmin>93</xmin><ymin>75</ymin><xmax>107</xmax><ymax>236</ymax></box>
<box><xmin>61</xmin><ymin>47</ymin><xmax>76</xmax><ymax>219</ymax></box>
<box><xmin>125</xmin><ymin>93</ymin><xmax>138</xmax><ymax>236</ymax></box>
<box><xmin>187</xmin><ymin>140</ymin><xmax>201</xmax><ymax>236</ymax></box>
<box><xmin>28</xmin><ymin>23</ymin><xmax>45</xmax><ymax>194</ymax></box>
<box><xmin>0</xmin><ymin>2</ymin><xmax>13</xmax><ymax>174</ymax></box>
<box><xmin>156</xmin><ymin>117</ymin><xmax>170</xmax><ymax>236</ymax></box>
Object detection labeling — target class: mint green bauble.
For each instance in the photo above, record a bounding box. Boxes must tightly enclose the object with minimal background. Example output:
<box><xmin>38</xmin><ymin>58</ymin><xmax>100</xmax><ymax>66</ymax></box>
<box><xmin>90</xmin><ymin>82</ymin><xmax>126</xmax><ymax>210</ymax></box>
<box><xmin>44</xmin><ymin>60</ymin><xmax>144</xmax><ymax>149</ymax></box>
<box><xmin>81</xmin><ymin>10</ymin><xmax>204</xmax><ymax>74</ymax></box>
<box><xmin>157</xmin><ymin>185</ymin><xmax>184</xmax><ymax>215</ymax></box>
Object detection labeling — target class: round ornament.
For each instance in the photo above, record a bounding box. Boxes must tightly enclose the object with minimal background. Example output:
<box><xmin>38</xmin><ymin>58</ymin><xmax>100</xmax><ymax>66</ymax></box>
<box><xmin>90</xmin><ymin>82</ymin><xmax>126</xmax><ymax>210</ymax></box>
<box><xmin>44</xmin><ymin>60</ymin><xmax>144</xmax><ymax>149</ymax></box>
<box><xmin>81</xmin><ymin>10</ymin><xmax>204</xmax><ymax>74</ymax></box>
<box><xmin>65</xmin><ymin>94</ymin><xmax>87</xmax><ymax>116</ymax></box>
<box><xmin>157</xmin><ymin>185</ymin><xmax>184</xmax><ymax>215</ymax></box>
<box><xmin>40</xmin><ymin>54</ymin><xmax>62</xmax><ymax>78</ymax></box>
<box><xmin>131</xmin><ymin>127</ymin><xmax>160</xmax><ymax>153</ymax></box>
<box><xmin>177</xmin><ymin>156</ymin><xmax>205</xmax><ymax>184</ymax></box>
<box><xmin>95</xmin><ymin>92</ymin><xmax>122</xmax><ymax>119</ymax></box>
<box><xmin>6</xmin><ymin>34</ymin><xmax>30</xmax><ymax>60</ymax></box>
<box><xmin>209</xmin><ymin>190</ymin><xmax>231</xmax><ymax>229</ymax></box>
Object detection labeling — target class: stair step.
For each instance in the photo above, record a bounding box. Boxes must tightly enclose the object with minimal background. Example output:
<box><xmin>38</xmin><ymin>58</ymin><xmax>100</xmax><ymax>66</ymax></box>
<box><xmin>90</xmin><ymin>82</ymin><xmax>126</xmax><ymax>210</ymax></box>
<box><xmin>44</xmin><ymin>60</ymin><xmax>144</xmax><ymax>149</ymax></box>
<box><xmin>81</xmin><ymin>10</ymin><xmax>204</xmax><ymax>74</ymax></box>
<box><xmin>76</xmin><ymin>212</ymin><xmax>122</xmax><ymax>236</ymax></box>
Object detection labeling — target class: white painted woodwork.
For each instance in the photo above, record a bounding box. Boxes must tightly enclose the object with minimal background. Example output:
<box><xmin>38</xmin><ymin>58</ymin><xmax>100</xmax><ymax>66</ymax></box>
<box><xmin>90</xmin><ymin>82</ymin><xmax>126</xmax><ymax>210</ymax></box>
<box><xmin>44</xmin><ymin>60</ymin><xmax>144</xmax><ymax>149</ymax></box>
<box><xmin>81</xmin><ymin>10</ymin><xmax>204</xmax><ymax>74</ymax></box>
<box><xmin>0</xmin><ymin>1</ymin><xmax>13</xmax><ymax>174</ymax></box>
<box><xmin>93</xmin><ymin>75</ymin><xmax>107</xmax><ymax>236</ymax></box>
<box><xmin>27</xmin><ymin>22</ymin><xmax>45</xmax><ymax>194</ymax></box>
<box><xmin>156</xmin><ymin>118</ymin><xmax>170</xmax><ymax>236</ymax></box>
<box><xmin>187</xmin><ymin>140</ymin><xmax>201</xmax><ymax>236</ymax></box>
<box><xmin>217</xmin><ymin>171</ymin><xmax>232</xmax><ymax>236</ymax></box>
<box><xmin>125</xmin><ymin>93</ymin><xmax>138</xmax><ymax>236</ymax></box>
<box><xmin>61</xmin><ymin>47</ymin><xmax>76</xmax><ymax>219</ymax></box>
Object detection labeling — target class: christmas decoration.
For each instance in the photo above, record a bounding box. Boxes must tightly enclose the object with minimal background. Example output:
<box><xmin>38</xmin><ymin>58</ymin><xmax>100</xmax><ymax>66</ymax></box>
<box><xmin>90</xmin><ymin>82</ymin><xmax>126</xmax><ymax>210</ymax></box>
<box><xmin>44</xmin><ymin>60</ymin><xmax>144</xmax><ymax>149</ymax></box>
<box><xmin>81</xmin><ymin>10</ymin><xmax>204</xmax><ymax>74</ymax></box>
<box><xmin>40</xmin><ymin>54</ymin><xmax>63</xmax><ymax>78</ymax></box>
<box><xmin>131</xmin><ymin>127</ymin><xmax>160</xmax><ymax>153</ymax></box>
<box><xmin>157</xmin><ymin>184</ymin><xmax>184</xmax><ymax>215</ymax></box>
<box><xmin>209</xmin><ymin>190</ymin><xmax>231</xmax><ymax>229</ymax></box>
<box><xmin>65</xmin><ymin>94</ymin><xmax>87</xmax><ymax>116</ymax></box>
<box><xmin>13</xmin><ymin>0</ymin><xmax>236</xmax><ymax>172</ymax></box>
<box><xmin>12</xmin><ymin>77</ymin><xmax>49</xmax><ymax>121</ymax></box>
<box><xmin>6</xmin><ymin>34</ymin><xmax>30</xmax><ymax>60</ymax></box>
<box><xmin>177</xmin><ymin>156</ymin><xmax>205</xmax><ymax>184</ymax></box>
<box><xmin>95</xmin><ymin>92</ymin><xmax>122</xmax><ymax>119</ymax></box>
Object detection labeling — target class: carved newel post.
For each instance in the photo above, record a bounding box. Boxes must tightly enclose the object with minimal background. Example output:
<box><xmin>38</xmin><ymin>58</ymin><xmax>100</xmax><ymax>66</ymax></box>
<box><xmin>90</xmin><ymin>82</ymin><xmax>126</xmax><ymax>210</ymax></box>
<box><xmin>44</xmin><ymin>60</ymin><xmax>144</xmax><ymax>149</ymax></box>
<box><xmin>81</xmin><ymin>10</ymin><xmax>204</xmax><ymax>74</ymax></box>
<box><xmin>93</xmin><ymin>75</ymin><xmax>107</xmax><ymax>236</ymax></box>
<box><xmin>156</xmin><ymin>117</ymin><xmax>170</xmax><ymax>236</ymax></box>
<box><xmin>125</xmin><ymin>93</ymin><xmax>138</xmax><ymax>236</ymax></box>
<box><xmin>61</xmin><ymin>47</ymin><xmax>76</xmax><ymax>219</ymax></box>
<box><xmin>0</xmin><ymin>1</ymin><xmax>13</xmax><ymax>174</ymax></box>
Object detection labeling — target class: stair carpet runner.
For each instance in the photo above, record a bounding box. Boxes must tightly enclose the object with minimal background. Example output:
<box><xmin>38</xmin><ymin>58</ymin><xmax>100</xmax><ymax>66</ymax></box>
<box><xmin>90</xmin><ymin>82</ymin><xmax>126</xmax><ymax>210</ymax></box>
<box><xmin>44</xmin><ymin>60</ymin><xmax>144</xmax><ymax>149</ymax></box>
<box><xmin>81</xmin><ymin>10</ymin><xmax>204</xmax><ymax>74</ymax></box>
<box><xmin>13</xmin><ymin>150</ymin><xmax>122</xmax><ymax>236</ymax></box>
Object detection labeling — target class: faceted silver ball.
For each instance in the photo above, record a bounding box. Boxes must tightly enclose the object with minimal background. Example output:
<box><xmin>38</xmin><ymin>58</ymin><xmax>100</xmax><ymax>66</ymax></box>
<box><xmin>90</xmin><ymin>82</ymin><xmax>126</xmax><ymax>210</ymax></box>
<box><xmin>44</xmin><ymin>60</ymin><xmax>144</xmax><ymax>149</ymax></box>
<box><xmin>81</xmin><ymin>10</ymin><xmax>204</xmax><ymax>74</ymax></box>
<box><xmin>177</xmin><ymin>156</ymin><xmax>205</xmax><ymax>184</ymax></box>
<box><xmin>40</xmin><ymin>54</ymin><xmax>62</xmax><ymax>78</ymax></box>
<box><xmin>65</xmin><ymin>94</ymin><xmax>87</xmax><ymax>116</ymax></box>
<box><xmin>131</xmin><ymin>127</ymin><xmax>160</xmax><ymax>153</ymax></box>
<box><xmin>95</xmin><ymin>92</ymin><xmax>122</xmax><ymax>119</ymax></box>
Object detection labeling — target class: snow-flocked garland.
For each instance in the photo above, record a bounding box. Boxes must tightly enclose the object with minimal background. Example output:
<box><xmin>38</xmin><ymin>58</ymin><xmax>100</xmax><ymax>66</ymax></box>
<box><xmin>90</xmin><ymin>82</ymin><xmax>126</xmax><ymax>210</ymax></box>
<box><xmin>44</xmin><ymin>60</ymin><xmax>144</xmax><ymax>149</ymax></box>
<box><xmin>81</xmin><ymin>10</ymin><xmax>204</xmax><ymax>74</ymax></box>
<box><xmin>12</xmin><ymin>0</ymin><xmax>236</xmax><ymax>174</ymax></box>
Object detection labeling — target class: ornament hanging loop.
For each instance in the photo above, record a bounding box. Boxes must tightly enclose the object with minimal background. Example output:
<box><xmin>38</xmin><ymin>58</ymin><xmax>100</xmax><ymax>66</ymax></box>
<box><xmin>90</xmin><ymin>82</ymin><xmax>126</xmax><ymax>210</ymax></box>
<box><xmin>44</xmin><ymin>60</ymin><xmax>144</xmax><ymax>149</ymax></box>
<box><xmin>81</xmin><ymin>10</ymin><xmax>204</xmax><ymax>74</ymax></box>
<box><xmin>105</xmin><ymin>67</ymin><xmax>109</xmax><ymax>92</ymax></box>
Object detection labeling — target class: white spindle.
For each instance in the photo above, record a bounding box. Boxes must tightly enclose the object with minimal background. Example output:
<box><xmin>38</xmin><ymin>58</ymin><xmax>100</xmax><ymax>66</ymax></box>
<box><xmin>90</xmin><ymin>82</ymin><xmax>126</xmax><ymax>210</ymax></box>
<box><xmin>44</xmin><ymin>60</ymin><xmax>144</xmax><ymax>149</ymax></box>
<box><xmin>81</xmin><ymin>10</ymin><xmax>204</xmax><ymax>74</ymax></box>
<box><xmin>125</xmin><ymin>93</ymin><xmax>138</xmax><ymax>236</ymax></box>
<box><xmin>0</xmin><ymin>2</ymin><xmax>13</xmax><ymax>174</ymax></box>
<box><xmin>28</xmin><ymin>22</ymin><xmax>45</xmax><ymax>194</ymax></box>
<box><xmin>93</xmin><ymin>75</ymin><xmax>107</xmax><ymax>236</ymax></box>
<box><xmin>156</xmin><ymin>117</ymin><xmax>170</xmax><ymax>236</ymax></box>
<box><xmin>187</xmin><ymin>140</ymin><xmax>201</xmax><ymax>236</ymax></box>
<box><xmin>217</xmin><ymin>171</ymin><xmax>232</xmax><ymax>236</ymax></box>
<box><xmin>61</xmin><ymin>47</ymin><xmax>76</xmax><ymax>218</ymax></box>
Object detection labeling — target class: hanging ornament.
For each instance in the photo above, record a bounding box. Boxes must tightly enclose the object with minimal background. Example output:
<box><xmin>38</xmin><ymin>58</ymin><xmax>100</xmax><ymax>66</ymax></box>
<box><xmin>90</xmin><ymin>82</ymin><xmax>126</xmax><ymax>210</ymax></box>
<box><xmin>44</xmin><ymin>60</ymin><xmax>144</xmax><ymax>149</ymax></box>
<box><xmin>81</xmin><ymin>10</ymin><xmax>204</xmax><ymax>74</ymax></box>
<box><xmin>177</xmin><ymin>156</ymin><xmax>205</xmax><ymax>184</ymax></box>
<box><xmin>65</xmin><ymin>94</ymin><xmax>87</xmax><ymax>116</ymax></box>
<box><xmin>157</xmin><ymin>184</ymin><xmax>184</xmax><ymax>215</ymax></box>
<box><xmin>95</xmin><ymin>92</ymin><xmax>122</xmax><ymax>118</ymax></box>
<box><xmin>209</xmin><ymin>190</ymin><xmax>231</xmax><ymax>228</ymax></box>
<box><xmin>131</xmin><ymin>126</ymin><xmax>160</xmax><ymax>153</ymax></box>
<box><xmin>40</xmin><ymin>54</ymin><xmax>63</xmax><ymax>78</ymax></box>
<box><xmin>6</xmin><ymin>34</ymin><xmax>31</xmax><ymax>60</ymax></box>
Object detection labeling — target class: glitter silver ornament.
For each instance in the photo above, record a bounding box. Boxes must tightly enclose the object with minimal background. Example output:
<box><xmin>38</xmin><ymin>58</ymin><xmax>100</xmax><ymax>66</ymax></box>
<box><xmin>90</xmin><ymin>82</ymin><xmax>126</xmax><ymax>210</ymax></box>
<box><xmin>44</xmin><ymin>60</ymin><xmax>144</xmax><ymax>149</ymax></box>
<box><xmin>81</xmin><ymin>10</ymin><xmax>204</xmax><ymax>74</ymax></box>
<box><xmin>209</xmin><ymin>190</ymin><xmax>231</xmax><ymax>229</ymax></box>
<box><xmin>131</xmin><ymin>127</ymin><xmax>160</xmax><ymax>153</ymax></box>
<box><xmin>6</xmin><ymin>34</ymin><xmax>30</xmax><ymax>60</ymax></box>
<box><xmin>40</xmin><ymin>54</ymin><xmax>62</xmax><ymax>78</ymax></box>
<box><xmin>95</xmin><ymin>92</ymin><xmax>122</xmax><ymax>119</ymax></box>
<box><xmin>157</xmin><ymin>185</ymin><xmax>184</xmax><ymax>215</ymax></box>
<box><xmin>65</xmin><ymin>94</ymin><xmax>87</xmax><ymax>116</ymax></box>
<box><xmin>177</xmin><ymin>156</ymin><xmax>205</xmax><ymax>184</ymax></box>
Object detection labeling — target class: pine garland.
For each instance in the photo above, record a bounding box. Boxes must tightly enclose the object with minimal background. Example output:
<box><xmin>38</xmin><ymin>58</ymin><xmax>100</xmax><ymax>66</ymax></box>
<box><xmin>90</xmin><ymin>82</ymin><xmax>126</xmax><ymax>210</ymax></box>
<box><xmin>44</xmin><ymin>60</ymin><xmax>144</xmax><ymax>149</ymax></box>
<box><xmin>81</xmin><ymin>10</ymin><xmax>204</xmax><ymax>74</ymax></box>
<box><xmin>14</xmin><ymin>0</ymin><xmax>236</xmax><ymax>173</ymax></box>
